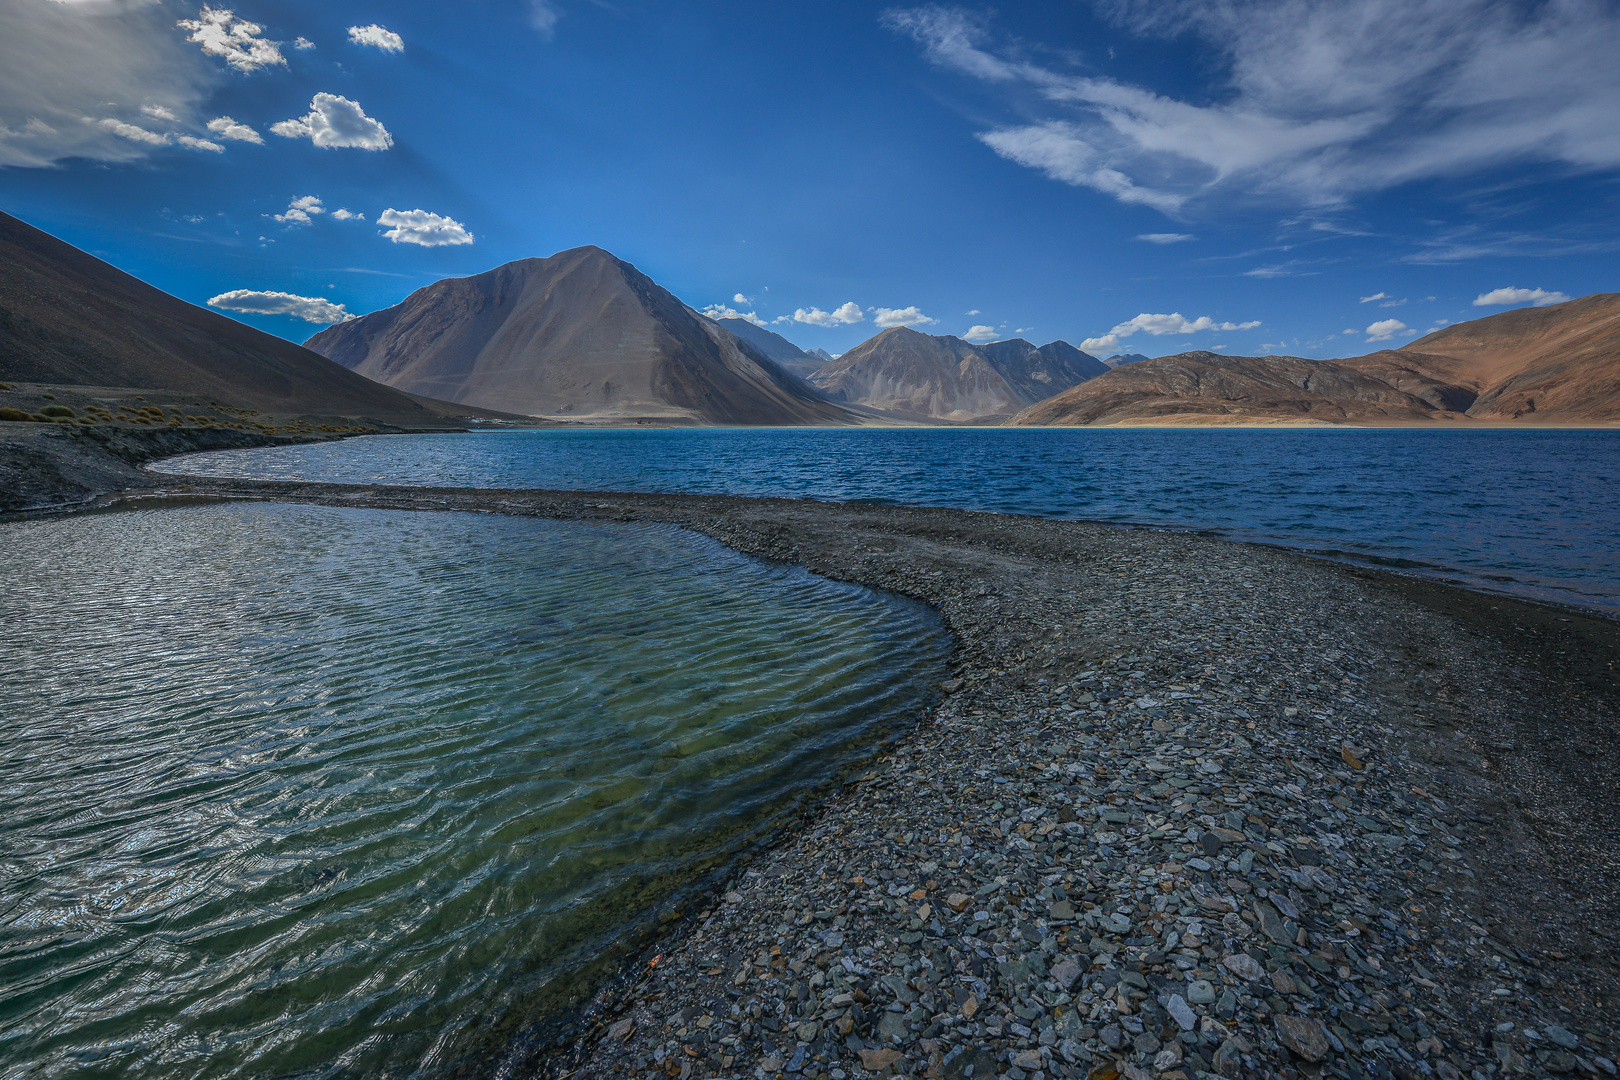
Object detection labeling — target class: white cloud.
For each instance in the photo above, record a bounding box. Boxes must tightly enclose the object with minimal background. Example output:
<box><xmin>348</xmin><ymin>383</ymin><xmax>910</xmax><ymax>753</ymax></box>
<box><xmin>175</xmin><ymin>134</ymin><xmax>222</xmax><ymax>152</ymax></box>
<box><xmin>963</xmin><ymin>324</ymin><xmax>999</xmax><ymax>342</ymax></box>
<box><xmin>1081</xmin><ymin>311</ymin><xmax>1261</xmax><ymax>354</ymax></box>
<box><xmin>208</xmin><ymin>289</ymin><xmax>354</xmax><ymax>324</ymax></box>
<box><xmin>177</xmin><ymin>7</ymin><xmax>285</xmax><ymax>73</ymax></box>
<box><xmin>529</xmin><ymin>0</ymin><xmax>561</xmax><ymax>37</ymax></box>
<box><xmin>874</xmin><ymin>306</ymin><xmax>938</xmax><ymax>329</ymax></box>
<box><xmin>330</xmin><ymin>208</ymin><xmax>364</xmax><ymax>221</ymax></box>
<box><xmin>1365</xmin><ymin>318</ymin><xmax>1412</xmax><ymax>341</ymax></box>
<box><xmin>794</xmin><ymin>302</ymin><xmax>865</xmax><ymax>327</ymax></box>
<box><xmin>272</xmin><ymin>93</ymin><xmax>392</xmax><ymax>150</ymax></box>
<box><xmin>887</xmin><ymin>2</ymin><xmax>1620</xmax><ymax>213</ymax></box>
<box><xmin>206</xmin><ymin>115</ymin><xmax>262</xmax><ymax>143</ymax></box>
<box><xmin>377</xmin><ymin>208</ymin><xmax>474</xmax><ymax>246</ymax></box>
<box><xmin>965</xmin><ymin>308</ymin><xmax>981</xmax><ymax>315</ymax></box>
<box><xmin>1473</xmin><ymin>287</ymin><xmax>1571</xmax><ymax>307</ymax></box>
<box><xmin>141</xmin><ymin>104</ymin><xmax>177</xmax><ymax>122</ymax></box>
<box><xmin>732</xmin><ymin>292</ymin><xmax>751</xmax><ymax>304</ymax></box>
<box><xmin>273</xmin><ymin>195</ymin><xmax>324</xmax><ymax>224</ymax></box>
<box><xmin>97</xmin><ymin>118</ymin><xmax>168</xmax><ymax>146</ymax></box>
<box><xmin>1359</xmin><ymin>292</ymin><xmax>1388</xmax><ymax>303</ymax></box>
<box><xmin>294</xmin><ymin>36</ymin><xmax>315</xmax><ymax>50</ymax></box>
<box><xmin>1137</xmin><ymin>233</ymin><xmax>1196</xmax><ymax>243</ymax></box>
<box><xmin>702</xmin><ymin>304</ymin><xmax>766</xmax><ymax>326</ymax></box>
<box><xmin>348</xmin><ymin>24</ymin><xmax>403</xmax><ymax>52</ymax></box>
<box><xmin>0</xmin><ymin>1</ymin><xmax>218</xmax><ymax>167</ymax></box>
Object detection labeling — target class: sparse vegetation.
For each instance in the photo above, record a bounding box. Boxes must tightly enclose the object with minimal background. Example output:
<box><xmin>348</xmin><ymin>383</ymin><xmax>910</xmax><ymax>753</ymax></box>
<box><xmin>0</xmin><ymin>407</ymin><xmax>31</xmax><ymax>422</ymax></box>
<box><xmin>39</xmin><ymin>405</ymin><xmax>76</xmax><ymax>418</ymax></box>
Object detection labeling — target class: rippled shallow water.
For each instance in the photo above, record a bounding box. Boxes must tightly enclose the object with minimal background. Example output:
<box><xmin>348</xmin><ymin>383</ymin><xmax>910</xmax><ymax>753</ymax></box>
<box><xmin>0</xmin><ymin>503</ymin><xmax>950</xmax><ymax>1079</ymax></box>
<box><xmin>165</xmin><ymin>427</ymin><xmax>1620</xmax><ymax>613</ymax></box>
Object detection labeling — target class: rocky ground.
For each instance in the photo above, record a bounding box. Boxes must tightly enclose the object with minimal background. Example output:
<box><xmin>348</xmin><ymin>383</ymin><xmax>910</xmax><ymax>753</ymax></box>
<box><xmin>11</xmin><ymin>460</ymin><xmax>1619</xmax><ymax>1080</ymax></box>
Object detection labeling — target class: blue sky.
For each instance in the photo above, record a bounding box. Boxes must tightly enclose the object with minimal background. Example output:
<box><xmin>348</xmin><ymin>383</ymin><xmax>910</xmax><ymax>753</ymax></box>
<box><xmin>3</xmin><ymin>0</ymin><xmax>1618</xmax><ymax>358</ymax></box>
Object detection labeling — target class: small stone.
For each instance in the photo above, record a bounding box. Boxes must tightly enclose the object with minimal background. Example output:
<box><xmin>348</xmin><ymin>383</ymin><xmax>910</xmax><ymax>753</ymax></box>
<box><xmin>797</xmin><ymin>1021</ymin><xmax>820</xmax><ymax>1043</ymax></box>
<box><xmin>942</xmin><ymin>678</ymin><xmax>965</xmax><ymax>693</ymax></box>
<box><xmin>1274</xmin><ymin>1016</ymin><xmax>1331</xmax><ymax>1062</ymax></box>
<box><xmin>1050</xmin><ymin>899</ymin><xmax>1076</xmax><ymax>921</ymax></box>
<box><xmin>1050</xmin><ymin>957</ymin><xmax>1084</xmax><ymax>991</ymax></box>
<box><xmin>1341</xmin><ymin>744</ymin><xmax>1364</xmax><ymax>770</ymax></box>
<box><xmin>1164</xmin><ymin>994</ymin><xmax>1197</xmax><ymax>1031</ymax></box>
<box><xmin>1100</xmin><ymin>1023</ymin><xmax>1125</xmax><ymax>1050</ymax></box>
<box><xmin>946</xmin><ymin>892</ymin><xmax>972</xmax><ymax>913</ymax></box>
<box><xmin>1199</xmin><ymin>833</ymin><xmax>1224</xmax><ymax>857</ymax></box>
<box><xmin>607</xmin><ymin>1017</ymin><xmax>634</xmax><ymax>1042</ymax></box>
<box><xmin>1187</xmin><ymin>979</ymin><xmax>1217</xmax><ymax>1004</ymax></box>
<box><xmin>1014</xmin><ymin>1049</ymin><xmax>1045</xmax><ymax>1070</ymax></box>
<box><xmin>1544</xmin><ymin>1025</ymin><xmax>1580</xmax><ymax>1050</ymax></box>
<box><xmin>1221</xmin><ymin>953</ymin><xmax>1265</xmax><ymax>982</ymax></box>
<box><xmin>859</xmin><ymin>1047</ymin><xmax>902</xmax><ymax>1073</ymax></box>
<box><xmin>961</xmin><ymin>996</ymin><xmax>978</xmax><ymax>1019</ymax></box>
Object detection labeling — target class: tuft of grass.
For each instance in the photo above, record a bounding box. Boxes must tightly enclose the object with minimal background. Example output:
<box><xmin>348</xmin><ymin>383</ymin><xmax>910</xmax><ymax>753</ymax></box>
<box><xmin>39</xmin><ymin>405</ymin><xmax>76</xmax><ymax>418</ymax></box>
<box><xmin>0</xmin><ymin>406</ymin><xmax>31</xmax><ymax>422</ymax></box>
<box><xmin>41</xmin><ymin>392</ymin><xmax>55</xmax><ymax>400</ymax></box>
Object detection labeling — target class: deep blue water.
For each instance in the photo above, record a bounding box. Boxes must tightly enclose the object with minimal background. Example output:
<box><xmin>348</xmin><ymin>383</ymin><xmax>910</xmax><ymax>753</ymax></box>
<box><xmin>164</xmin><ymin>427</ymin><xmax>1620</xmax><ymax>615</ymax></box>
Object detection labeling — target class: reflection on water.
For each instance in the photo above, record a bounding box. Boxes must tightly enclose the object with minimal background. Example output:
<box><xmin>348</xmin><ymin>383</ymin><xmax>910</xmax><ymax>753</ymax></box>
<box><xmin>165</xmin><ymin>427</ymin><xmax>1620</xmax><ymax>613</ymax></box>
<box><xmin>0</xmin><ymin>503</ymin><xmax>950</xmax><ymax>1078</ymax></box>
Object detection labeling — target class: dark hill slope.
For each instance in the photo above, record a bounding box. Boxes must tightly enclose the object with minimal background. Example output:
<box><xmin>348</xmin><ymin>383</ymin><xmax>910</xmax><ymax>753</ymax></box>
<box><xmin>0</xmin><ymin>210</ymin><xmax>481</xmax><ymax>426</ymax></box>
<box><xmin>714</xmin><ymin>318</ymin><xmax>825</xmax><ymax>379</ymax></box>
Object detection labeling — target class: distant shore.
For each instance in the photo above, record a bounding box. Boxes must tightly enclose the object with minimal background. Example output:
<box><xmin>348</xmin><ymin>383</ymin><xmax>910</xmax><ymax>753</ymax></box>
<box><xmin>5</xmin><ymin>428</ymin><xmax>1619</xmax><ymax>1080</ymax></box>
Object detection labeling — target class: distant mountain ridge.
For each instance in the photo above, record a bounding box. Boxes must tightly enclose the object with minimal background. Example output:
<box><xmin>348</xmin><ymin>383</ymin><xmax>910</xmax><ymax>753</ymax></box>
<box><xmin>714</xmin><ymin>318</ymin><xmax>825</xmax><ymax>379</ymax></box>
<box><xmin>1102</xmin><ymin>353</ymin><xmax>1151</xmax><ymax>369</ymax></box>
<box><xmin>0</xmin><ymin>210</ymin><xmax>488</xmax><ymax>426</ymax></box>
<box><xmin>305</xmin><ymin>248</ymin><xmax>850</xmax><ymax>425</ymax></box>
<box><xmin>1010</xmin><ymin>294</ymin><xmax>1620</xmax><ymax>426</ymax></box>
<box><xmin>809</xmin><ymin>328</ymin><xmax>1106</xmax><ymax>421</ymax></box>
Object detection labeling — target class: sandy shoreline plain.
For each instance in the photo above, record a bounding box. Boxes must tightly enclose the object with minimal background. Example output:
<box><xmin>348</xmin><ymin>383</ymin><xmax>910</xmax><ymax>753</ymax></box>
<box><xmin>4</xmin><ymin>428</ymin><xmax>1619</xmax><ymax>1080</ymax></box>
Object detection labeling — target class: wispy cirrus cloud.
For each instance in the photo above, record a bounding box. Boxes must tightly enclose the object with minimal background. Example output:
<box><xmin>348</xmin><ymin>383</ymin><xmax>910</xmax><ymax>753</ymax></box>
<box><xmin>884</xmin><ymin>1</ymin><xmax>1620</xmax><ymax>216</ymax></box>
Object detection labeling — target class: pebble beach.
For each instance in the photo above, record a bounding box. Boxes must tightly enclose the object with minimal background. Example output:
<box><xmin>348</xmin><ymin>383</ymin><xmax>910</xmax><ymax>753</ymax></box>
<box><xmin>98</xmin><ymin>475</ymin><xmax>1619</xmax><ymax>1080</ymax></box>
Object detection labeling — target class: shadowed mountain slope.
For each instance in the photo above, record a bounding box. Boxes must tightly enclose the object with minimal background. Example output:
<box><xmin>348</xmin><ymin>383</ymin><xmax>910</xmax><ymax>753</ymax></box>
<box><xmin>305</xmin><ymin>249</ymin><xmax>850</xmax><ymax>425</ymax></box>
<box><xmin>0</xmin><ymin>210</ymin><xmax>491</xmax><ymax>426</ymax></box>
<box><xmin>714</xmin><ymin>318</ymin><xmax>825</xmax><ymax>379</ymax></box>
<box><xmin>808</xmin><ymin>328</ymin><xmax>1104</xmax><ymax>421</ymax></box>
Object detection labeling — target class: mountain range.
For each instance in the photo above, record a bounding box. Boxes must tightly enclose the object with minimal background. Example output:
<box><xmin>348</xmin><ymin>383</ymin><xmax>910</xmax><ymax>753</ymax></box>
<box><xmin>1012</xmin><ymin>294</ymin><xmax>1620</xmax><ymax>426</ymax></box>
<box><xmin>808</xmin><ymin>327</ymin><xmax>1107</xmax><ymax>422</ymax></box>
<box><xmin>304</xmin><ymin>248</ymin><xmax>848</xmax><ymax>426</ymax></box>
<box><xmin>713</xmin><ymin>318</ymin><xmax>827</xmax><ymax>379</ymax></box>
<box><xmin>0</xmin><ymin>210</ymin><xmax>491</xmax><ymax>427</ymax></box>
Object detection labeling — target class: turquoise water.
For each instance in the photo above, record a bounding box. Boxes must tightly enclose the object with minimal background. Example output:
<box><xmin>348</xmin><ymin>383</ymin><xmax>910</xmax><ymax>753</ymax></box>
<box><xmin>0</xmin><ymin>503</ymin><xmax>950</xmax><ymax>1079</ymax></box>
<box><xmin>165</xmin><ymin>427</ymin><xmax>1620</xmax><ymax>614</ymax></box>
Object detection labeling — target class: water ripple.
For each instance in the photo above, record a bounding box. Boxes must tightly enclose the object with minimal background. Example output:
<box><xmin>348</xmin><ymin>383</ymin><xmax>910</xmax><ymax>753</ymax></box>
<box><xmin>0</xmin><ymin>503</ymin><xmax>950</xmax><ymax>1079</ymax></box>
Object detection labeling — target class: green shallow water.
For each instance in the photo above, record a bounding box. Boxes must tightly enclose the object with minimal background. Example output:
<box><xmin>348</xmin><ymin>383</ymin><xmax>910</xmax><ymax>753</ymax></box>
<box><xmin>0</xmin><ymin>503</ymin><xmax>951</xmax><ymax>1079</ymax></box>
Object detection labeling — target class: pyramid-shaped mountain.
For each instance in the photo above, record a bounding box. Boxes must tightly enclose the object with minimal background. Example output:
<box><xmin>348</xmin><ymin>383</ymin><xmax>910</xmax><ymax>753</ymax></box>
<box><xmin>305</xmin><ymin>248</ymin><xmax>850</xmax><ymax>425</ymax></box>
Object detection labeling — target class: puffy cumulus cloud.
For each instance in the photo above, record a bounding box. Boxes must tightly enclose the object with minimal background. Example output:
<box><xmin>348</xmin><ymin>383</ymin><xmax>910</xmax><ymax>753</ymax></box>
<box><xmin>294</xmin><ymin>36</ymin><xmax>315</xmax><ymax>49</ymax></box>
<box><xmin>378</xmin><ymin>208</ymin><xmax>474</xmax><ymax>246</ymax></box>
<box><xmin>0</xmin><ymin>0</ymin><xmax>214</xmax><ymax>167</ymax></box>
<box><xmin>794</xmin><ymin>302</ymin><xmax>864</xmax><ymax>327</ymax></box>
<box><xmin>207</xmin><ymin>115</ymin><xmax>262</xmax><ymax>143</ymax></box>
<box><xmin>1137</xmin><ymin>233</ymin><xmax>1196</xmax><ymax>243</ymax></box>
<box><xmin>207</xmin><ymin>289</ymin><xmax>354</xmax><ymax>324</ymax></box>
<box><xmin>1473</xmin><ymin>286</ymin><xmax>1570</xmax><ymax>307</ymax></box>
<box><xmin>272</xmin><ymin>93</ymin><xmax>392</xmax><ymax>150</ymax></box>
<box><xmin>97</xmin><ymin>118</ymin><xmax>168</xmax><ymax>146</ymax></box>
<box><xmin>347</xmin><ymin>24</ymin><xmax>403</xmax><ymax>52</ymax></box>
<box><xmin>1080</xmin><ymin>311</ymin><xmax>1261</xmax><ymax>353</ymax></box>
<box><xmin>702</xmin><ymin>303</ymin><xmax>767</xmax><ymax>326</ymax></box>
<box><xmin>962</xmin><ymin>324</ymin><xmax>999</xmax><ymax>342</ymax></box>
<box><xmin>874</xmin><ymin>306</ymin><xmax>938</xmax><ymax>329</ymax></box>
<box><xmin>887</xmin><ymin>2</ymin><xmax>1620</xmax><ymax>214</ymax></box>
<box><xmin>1365</xmin><ymin>318</ymin><xmax>1412</xmax><ymax>341</ymax></box>
<box><xmin>329</xmin><ymin>208</ymin><xmax>364</xmax><ymax>221</ymax></box>
<box><xmin>732</xmin><ymin>293</ymin><xmax>751</xmax><ymax>304</ymax></box>
<box><xmin>273</xmin><ymin>195</ymin><xmax>324</xmax><ymax>224</ymax></box>
<box><xmin>177</xmin><ymin>7</ymin><xmax>285</xmax><ymax>73</ymax></box>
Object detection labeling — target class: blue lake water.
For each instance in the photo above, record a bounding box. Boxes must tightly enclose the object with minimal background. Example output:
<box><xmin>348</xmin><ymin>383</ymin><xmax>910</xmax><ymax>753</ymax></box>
<box><xmin>165</xmin><ymin>427</ymin><xmax>1620</xmax><ymax>615</ymax></box>
<box><xmin>0</xmin><ymin>503</ymin><xmax>949</xmax><ymax>1079</ymax></box>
